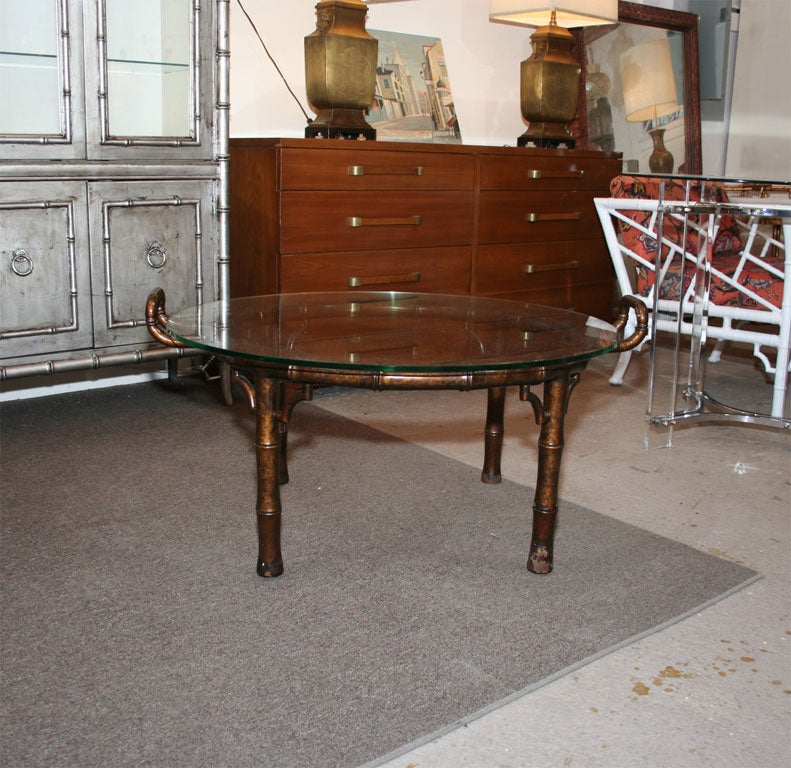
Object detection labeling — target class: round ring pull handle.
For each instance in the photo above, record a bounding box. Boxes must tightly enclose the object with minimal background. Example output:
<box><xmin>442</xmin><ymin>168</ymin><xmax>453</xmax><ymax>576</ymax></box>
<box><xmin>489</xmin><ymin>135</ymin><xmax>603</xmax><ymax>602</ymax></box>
<box><xmin>146</xmin><ymin>242</ymin><xmax>167</xmax><ymax>269</ymax></box>
<box><xmin>10</xmin><ymin>249</ymin><xmax>34</xmax><ymax>277</ymax></box>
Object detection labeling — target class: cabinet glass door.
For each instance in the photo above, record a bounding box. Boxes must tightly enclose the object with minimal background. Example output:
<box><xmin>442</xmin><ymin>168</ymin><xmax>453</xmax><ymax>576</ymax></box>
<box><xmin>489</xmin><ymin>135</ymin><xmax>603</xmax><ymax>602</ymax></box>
<box><xmin>0</xmin><ymin>0</ymin><xmax>59</xmax><ymax>135</ymax></box>
<box><xmin>0</xmin><ymin>0</ymin><xmax>83</xmax><ymax>156</ymax></box>
<box><xmin>103</xmin><ymin>0</ymin><xmax>192</xmax><ymax>139</ymax></box>
<box><xmin>87</xmin><ymin>0</ymin><xmax>212</xmax><ymax>158</ymax></box>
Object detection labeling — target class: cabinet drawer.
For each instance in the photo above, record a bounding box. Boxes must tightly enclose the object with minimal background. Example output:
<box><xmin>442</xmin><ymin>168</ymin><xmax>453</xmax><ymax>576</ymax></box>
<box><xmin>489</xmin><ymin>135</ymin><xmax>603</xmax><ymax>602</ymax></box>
<box><xmin>1</xmin><ymin>181</ymin><xmax>92</xmax><ymax>359</ymax></box>
<box><xmin>480</xmin><ymin>154</ymin><xmax>616</xmax><ymax>191</ymax></box>
<box><xmin>280</xmin><ymin>148</ymin><xmax>475</xmax><ymax>191</ymax></box>
<box><xmin>478</xmin><ymin>191</ymin><xmax>601</xmax><ymax>244</ymax></box>
<box><xmin>475</xmin><ymin>240</ymin><xmax>614</xmax><ymax>314</ymax></box>
<box><xmin>280</xmin><ymin>246</ymin><xmax>471</xmax><ymax>294</ymax></box>
<box><xmin>88</xmin><ymin>180</ymin><xmax>216</xmax><ymax>348</ymax></box>
<box><xmin>281</xmin><ymin>191</ymin><xmax>475</xmax><ymax>253</ymax></box>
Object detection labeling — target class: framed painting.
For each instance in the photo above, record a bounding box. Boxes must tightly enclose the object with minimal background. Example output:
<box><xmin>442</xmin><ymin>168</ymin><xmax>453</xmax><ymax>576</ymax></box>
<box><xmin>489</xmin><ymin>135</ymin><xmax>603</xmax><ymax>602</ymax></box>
<box><xmin>366</xmin><ymin>30</ymin><xmax>462</xmax><ymax>144</ymax></box>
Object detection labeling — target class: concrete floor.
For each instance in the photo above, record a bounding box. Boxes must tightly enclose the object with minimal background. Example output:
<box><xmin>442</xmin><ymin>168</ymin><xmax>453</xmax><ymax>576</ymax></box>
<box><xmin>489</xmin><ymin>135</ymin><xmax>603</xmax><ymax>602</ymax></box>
<box><xmin>308</xmin><ymin>347</ymin><xmax>791</xmax><ymax>768</ymax></box>
<box><xmin>3</xmin><ymin>344</ymin><xmax>788</xmax><ymax>766</ymax></box>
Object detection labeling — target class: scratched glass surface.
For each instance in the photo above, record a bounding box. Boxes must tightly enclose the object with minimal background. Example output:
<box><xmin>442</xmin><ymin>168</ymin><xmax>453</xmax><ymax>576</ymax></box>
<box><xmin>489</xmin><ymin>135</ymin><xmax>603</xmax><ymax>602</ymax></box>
<box><xmin>164</xmin><ymin>292</ymin><xmax>619</xmax><ymax>372</ymax></box>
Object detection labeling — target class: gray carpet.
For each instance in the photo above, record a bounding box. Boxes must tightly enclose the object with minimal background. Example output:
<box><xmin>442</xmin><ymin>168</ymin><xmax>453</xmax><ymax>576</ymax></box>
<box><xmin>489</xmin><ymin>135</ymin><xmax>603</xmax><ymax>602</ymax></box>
<box><xmin>0</xmin><ymin>380</ymin><xmax>759</xmax><ymax>768</ymax></box>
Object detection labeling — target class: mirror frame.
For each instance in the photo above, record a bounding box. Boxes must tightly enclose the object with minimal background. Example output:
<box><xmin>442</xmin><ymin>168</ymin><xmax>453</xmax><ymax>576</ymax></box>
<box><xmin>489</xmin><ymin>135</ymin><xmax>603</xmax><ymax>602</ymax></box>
<box><xmin>573</xmin><ymin>1</ymin><xmax>702</xmax><ymax>174</ymax></box>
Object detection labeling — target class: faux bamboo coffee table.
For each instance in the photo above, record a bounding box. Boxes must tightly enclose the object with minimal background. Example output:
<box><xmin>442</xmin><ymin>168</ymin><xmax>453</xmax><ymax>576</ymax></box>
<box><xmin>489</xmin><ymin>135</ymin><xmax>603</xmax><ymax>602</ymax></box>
<box><xmin>147</xmin><ymin>290</ymin><xmax>645</xmax><ymax>578</ymax></box>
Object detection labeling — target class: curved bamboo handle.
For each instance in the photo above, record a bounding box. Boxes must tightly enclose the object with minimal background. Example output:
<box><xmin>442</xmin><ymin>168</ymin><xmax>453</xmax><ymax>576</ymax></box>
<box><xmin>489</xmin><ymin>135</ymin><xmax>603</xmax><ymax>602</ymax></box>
<box><xmin>612</xmin><ymin>296</ymin><xmax>649</xmax><ymax>353</ymax></box>
<box><xmin>145</xmin><ymin>288</ymin><xmax>184</xmax><ymax>348</ymax></box>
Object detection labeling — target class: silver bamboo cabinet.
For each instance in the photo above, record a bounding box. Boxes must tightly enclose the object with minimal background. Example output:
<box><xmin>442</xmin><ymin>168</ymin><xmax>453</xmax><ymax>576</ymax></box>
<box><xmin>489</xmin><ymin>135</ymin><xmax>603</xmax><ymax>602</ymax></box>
<box><xmin>0</xmin><ymin>0</ymin><xmax>230</xmax><ymax>381</ymax></box>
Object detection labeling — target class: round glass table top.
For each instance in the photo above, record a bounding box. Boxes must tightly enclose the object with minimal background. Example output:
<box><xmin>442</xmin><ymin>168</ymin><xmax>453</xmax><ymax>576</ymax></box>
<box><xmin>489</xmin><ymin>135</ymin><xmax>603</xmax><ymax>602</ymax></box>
<box><xmin>164</xmin><ymin>292</ymin><xmax>619</xmax><ymax>373</ymax></box>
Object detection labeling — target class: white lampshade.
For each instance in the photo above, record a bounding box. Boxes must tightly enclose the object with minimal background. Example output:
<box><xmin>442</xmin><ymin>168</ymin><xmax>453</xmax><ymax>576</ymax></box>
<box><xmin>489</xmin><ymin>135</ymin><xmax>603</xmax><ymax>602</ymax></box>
<box><xmin>489</xmin><ymin>0</ymin><xmax>618</xmax><ymax>28</ymax></box>
<box><xmin>621</xmin><ymin>38</ymin><xmax>680</xmax><ymax>122</ymax></box>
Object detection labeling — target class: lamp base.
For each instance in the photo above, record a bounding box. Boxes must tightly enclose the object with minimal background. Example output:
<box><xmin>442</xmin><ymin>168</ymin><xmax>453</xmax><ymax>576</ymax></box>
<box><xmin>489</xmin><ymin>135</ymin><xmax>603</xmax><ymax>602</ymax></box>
<box><xmin>517</xmin><ymin>124</ymin><xmax>576</xmax><ymax>149</ymax></box>
<box><xmin>648</xmin><ymin>127</ymin><xmax>674</xmax><ymax>173</ymax></box>
<box><xmin>305</xmin><ymin>108</ymin><xmax>376</xmax><ymax>140</ymax></box>
<box><xmin>518</xmin><ymin>22</ymin><xmax>580</xmax><ymax>151</ymax></box>
<box><xmin>304</xmin><ymin>0</ymin><xmax>378</xmax><ymax>142</ymax></box>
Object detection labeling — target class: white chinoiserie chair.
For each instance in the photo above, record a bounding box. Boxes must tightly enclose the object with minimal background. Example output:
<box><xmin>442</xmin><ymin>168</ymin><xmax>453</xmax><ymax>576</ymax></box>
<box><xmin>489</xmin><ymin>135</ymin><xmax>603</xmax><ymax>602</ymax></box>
<box><xmin>594</xmin><ymin>175</ymin><xmax>790</xmax><ymax>431</ymax></box>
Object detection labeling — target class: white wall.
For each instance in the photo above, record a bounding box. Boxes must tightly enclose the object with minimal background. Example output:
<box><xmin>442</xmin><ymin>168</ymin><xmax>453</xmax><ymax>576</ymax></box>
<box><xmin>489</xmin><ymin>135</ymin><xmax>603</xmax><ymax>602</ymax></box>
<box><xmin>229</xmin><ymin>0</ymin><xmax>787</xmax><ymax>178</ymax></box>
<box><xmin>725</xmin><ymin>0</ymin><xmax>791</xmax><ymax>180</ymax></box>
<box><xmin>230</xmin><ymin>0</ymin><xmax>530</xmax><ymax>147</ymax></box>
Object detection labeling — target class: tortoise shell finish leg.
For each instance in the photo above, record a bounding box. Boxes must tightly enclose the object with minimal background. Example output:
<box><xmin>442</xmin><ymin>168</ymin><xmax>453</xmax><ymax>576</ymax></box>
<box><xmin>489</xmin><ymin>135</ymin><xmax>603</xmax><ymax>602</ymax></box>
<box><xmin>481</xmin><ymin>386</ymin><xmax>507</xmax><ymax>484</ymax></box>
<box><xmin>527</xmin><ymin>374</ymin><xmax>571</xmax><ymax>574</ymax></box>
<box><xmin>277</xmin><ymin>382</ymin><xmax>313</xmax><ymax>485</ymax></box>
<box><xmin>254</xmin><ymin>375</ymin><xmax>284</xmax><ymax>578</ymax></box>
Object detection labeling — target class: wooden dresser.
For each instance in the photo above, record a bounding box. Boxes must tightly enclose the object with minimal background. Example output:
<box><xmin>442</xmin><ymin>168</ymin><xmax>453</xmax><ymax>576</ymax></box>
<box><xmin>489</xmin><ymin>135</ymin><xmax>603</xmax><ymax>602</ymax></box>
<box><xmin>229</xmin><ymin>138</ymin><xmax>621</xmax><ymax>318</ymax></box>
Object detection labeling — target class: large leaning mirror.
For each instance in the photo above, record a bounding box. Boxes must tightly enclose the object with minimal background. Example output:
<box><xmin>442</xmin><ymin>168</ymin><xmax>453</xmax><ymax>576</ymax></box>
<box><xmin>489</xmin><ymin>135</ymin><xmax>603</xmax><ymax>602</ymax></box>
<box><xmin>574</xmin><ymin>1</ymin><xmax>702</xmax><ymax>174</ymax></box>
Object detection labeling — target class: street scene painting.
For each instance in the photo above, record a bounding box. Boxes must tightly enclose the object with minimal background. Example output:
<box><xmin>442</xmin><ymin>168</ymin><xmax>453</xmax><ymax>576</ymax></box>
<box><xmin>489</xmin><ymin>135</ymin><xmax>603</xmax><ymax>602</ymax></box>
<box><xmin>366</xmin><ymin>30</ymin><xmax>462</xmax><ymax>144</ymax></box>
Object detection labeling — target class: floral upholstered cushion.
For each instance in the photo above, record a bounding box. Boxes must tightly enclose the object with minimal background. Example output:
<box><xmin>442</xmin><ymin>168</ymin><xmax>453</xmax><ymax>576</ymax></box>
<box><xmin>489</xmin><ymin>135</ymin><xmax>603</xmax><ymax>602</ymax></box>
<box><xmin>610</xmin><ymin>175</ymin><xmax>782</xmax><ymax>310</ymax></box>
<box><xmin>610</xmin><ymin>175</ymin><xmax>742</xmax><ymax>261</ymax></box>
<box><xmin>639</xmin><ymin>252</ymin><xmax>785</xmax><ymax>309</ymax></box>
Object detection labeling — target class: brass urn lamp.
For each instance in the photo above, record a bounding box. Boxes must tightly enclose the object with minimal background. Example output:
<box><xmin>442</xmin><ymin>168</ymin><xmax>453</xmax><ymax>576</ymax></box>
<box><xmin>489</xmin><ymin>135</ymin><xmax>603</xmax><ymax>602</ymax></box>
<box><xmin>489</xmin><ymin>1</ymin><xmax>618</xmax><ymax>148</ymax></box>
<box><xmin>304</xmin><ymin>0</ymin><xmax>378</xmax><ymax>140</ymax></box>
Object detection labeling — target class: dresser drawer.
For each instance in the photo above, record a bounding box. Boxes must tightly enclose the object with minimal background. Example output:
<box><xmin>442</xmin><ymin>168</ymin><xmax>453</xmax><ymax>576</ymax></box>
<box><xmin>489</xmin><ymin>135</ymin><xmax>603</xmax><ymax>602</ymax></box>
<box><xmin>480</xmin><ymin>154</ymin><xmax>616</xmax><ymax>191</ymax></box>
<box><xmin>229</xmin><ymin>139</ymin><xmax>621</xmax><ymax>320</ymax></box>
<box><xmin>280</xmin><ymin>148</ymin><xmax>475</xmax><ymax>191</ymax></box>
<box><xmin>281</xmin><ymin>246</ymin><xmax>471</xmax><ymax>294</ymax></box>
<box><xmin>478</xmin><ymin>191</ymin><xmax>601</xmax><ymax>244</ymax></box>
<box><xmin>281</xmin><ymin>191</ymin><xmax>475</xmax><ymax>252</ymax></box>
<box><xmin>475</xmin><ymin>240</ymin><xmax>614</xmax><ymax>314</ymax></box>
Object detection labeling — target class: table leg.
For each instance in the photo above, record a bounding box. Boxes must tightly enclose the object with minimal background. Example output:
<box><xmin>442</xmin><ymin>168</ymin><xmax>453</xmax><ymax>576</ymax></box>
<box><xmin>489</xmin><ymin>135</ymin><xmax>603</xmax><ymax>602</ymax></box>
<box><xmin>255</xmin><ymin>375</ymin><xmax>284</xmax><ymax>577</ymax></box>
<box><xmin>277</xmin><ymin>382</ymin><xmax>313</xmax><ymax>485</ymax></box>
<box><xmin>481</xmin><ymin>386</ymin><xmax>506</xmax><ymax>484</ymax></box>
<box><xmin>527</xmin><ymin>374</ymin><xmax>570</xmax><ymax>574</ymax></box>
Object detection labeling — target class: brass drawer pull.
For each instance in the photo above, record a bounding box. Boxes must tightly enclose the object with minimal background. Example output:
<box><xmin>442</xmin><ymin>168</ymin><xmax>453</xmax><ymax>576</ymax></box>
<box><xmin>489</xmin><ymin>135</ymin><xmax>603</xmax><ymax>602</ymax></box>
<box><xmin>526</xmin><ymin>211</ymin><xmax>582</xmax><ymax>222</ymax></box>
<box><xmin>348</xmin><ymin>165</ymin><xmax>424</xmax><ymax>176</ymax></box>
<box><xmin>347</xmin><ymin>215</ymin><xmax>422</xmax><ymax>227</ymax></box>
<box><xmin>524</xmin><ymin>260</ymin><xmax>579</xmax><ymax>275</ymax></box>
<box><xmin>527</xmin><ymin>169</ymin><xmax>585</xmax><ymax>179</ymax></box>
<box><xmin>348</xmin><ymin>271</ymin><xmax>421</xmax><ymax>288</ymax></box>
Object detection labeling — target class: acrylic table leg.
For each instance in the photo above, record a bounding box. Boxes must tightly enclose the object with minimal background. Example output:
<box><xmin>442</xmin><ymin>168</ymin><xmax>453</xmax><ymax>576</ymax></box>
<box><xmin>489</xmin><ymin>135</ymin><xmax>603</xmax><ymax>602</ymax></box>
<box><xmin>481</xmin><ymin>386</ymin><xmax>506</xmax><ymax>484</ymax></box>
<box><xmin>255</xmin><ymin>375</ymin><xmax>284</xmax><ymax>577</ymax></box>
<box><xmin>527</xmin><ymin>375</ymin><xmax>569</xmax><ymax>574</ymax></box>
